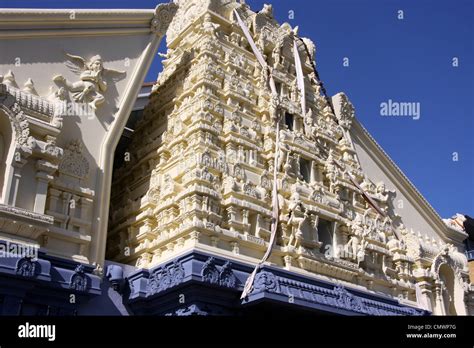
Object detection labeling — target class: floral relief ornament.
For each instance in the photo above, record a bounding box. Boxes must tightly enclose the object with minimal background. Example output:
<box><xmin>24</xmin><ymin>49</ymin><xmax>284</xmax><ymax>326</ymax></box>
<box><xmin>151</xmin><ymin>2</ymin><xmax>178</xmax><ymax>36</ymax></box>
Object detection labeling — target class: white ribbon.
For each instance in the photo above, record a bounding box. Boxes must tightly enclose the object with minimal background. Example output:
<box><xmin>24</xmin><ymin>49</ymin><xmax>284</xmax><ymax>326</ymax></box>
<box><xmin>234</xmin><ymin>9</ymin><xmax>281</xmax><ymax>299</ymax></box>
<box><xmin>293</xmin><ymin>40</ymin><xmax>306</xmax><ymax>115</ymax></box>
<box><xmin>235</xmin><ymin>9</ymin><xmax>394</xmax><ymax>299</ymax></box>
<box><xmin>233</xmin><ymin>9</ymin><xmax>277</xmax><ymax>96</ymax></box>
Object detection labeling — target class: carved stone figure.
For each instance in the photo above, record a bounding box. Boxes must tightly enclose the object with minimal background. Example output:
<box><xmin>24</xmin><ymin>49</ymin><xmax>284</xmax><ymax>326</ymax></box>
<box><xmin>301</xmin><ymin>37</ymin><xmax>316</xmax><ymax>63</ymax></box>
<box><xmin>277</xmin><ymin>141</ymin><xmax>289</xmax><ymax>172</ymax></box>
<box><xmin>288</xmin><ymin>210</ymin><xmax>309</xmax><ymax>249</ymax></box>
<box><xmin>53</xmin><ymin>53</ymin><xmax>126</xmax><ymax>109</ymax></box>
<box><xmin>201</xmin><ymin>13</ymin><xmax>220</xmax><ymax>38</ymax></box>
<box><xmin>269</xmin><ymin>92</ymin><xmax>280</xmax><ymax>121</ymax></box>
<box><xmin>260</xmin><ymin>4</ymin><xmax>274</xmax><ymax>18</ymax></box>
<box><xmin>345</xmin><ymin>235</ymin><xmax>359</xmax><ymax>261</ymax></box>
<box><xmin>303</xmin><ymin>109</ymin><xmax>314</xmax><ymax>139</ymax></box>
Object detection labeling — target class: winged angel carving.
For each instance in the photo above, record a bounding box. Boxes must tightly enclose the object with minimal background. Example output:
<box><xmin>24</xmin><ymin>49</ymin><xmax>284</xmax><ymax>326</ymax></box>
<box><xmin>53</xmin><ymin>53</ymin><xmax>126</xmax><ymax>109</ymax></box>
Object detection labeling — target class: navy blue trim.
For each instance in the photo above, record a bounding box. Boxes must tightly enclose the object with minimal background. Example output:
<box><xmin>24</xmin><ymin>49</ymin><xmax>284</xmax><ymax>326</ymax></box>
<box><xmin>124</xmin><ymin>250</ymin><xmax>428</xmax><ymax>316</ymax></box>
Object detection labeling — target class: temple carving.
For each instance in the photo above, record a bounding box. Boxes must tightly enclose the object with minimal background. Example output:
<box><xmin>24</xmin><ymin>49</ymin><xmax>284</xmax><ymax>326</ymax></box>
<box><xmin>0</xmin><ymin>0</ymin><xmax>472</xmax><ymax>317</ymax></box>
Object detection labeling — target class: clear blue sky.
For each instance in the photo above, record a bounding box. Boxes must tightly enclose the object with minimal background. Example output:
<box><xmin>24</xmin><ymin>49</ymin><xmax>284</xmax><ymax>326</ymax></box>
<box><xmin>2</xmin><ymin>0</ymin><xmax>473</xmax><ymax>218</ymax></box>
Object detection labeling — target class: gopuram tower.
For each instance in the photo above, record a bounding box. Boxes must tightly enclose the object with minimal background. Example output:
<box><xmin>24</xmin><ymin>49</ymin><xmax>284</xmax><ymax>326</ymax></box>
<box><xmin>106</xmin><ymin>0</ymin><xmax>471</xmax><ymax>316</ymax></box>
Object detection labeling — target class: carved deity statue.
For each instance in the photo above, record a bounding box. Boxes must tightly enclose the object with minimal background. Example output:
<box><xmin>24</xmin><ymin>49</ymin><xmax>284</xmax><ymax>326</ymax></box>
<box><xmin>345</xmin><ymin>234</ymin><xmax>360</xmax><ymax>261</ymax></box>
<box><xmin>374</xmin><ymin>182</ymin><xmax>390</xmax><ymax>203</ymax></box>
<box><xmin>286</xmin><ymin>192</ymin><xmax>306</xmax><ymax>248</ymax></box>
<box><xmin>53</xmin><ymin>53</ymin><xmax>125</xmax><ymax>109</ymax></box>
<box><xmin>303</xmin><ymin>109</ymin><xmax>314</xmax><ymax>139</ymax></box>
<box><xmin>277</xmin><ymin>141</ymin><xmax>290</xmax><ymax>172</ymax></box>
<box><xmin>288</xmin><ymin>210</ymin><xmax>308</xmax><ymax>249</ymax></box>
<box><xmin>324</xmin><ymin>149</ymin><xmax>339</xmax><ymax>193</ymax></box>
<box><xmin>261</xmin><ymin>4</ymin><xmax>274</xmax><ymax>18</ymax></box>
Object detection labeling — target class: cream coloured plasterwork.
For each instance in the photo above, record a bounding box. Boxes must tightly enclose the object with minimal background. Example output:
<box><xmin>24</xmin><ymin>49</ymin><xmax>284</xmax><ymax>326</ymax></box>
<box><xmin>0</xmin><ymin>3</ymin><xmax>176</xmax><ymax>267</ymax></box>
<box><xmin>107</xmin><ymin>0</ymin><xmax>472</xmax><ymax>314</ymax></box>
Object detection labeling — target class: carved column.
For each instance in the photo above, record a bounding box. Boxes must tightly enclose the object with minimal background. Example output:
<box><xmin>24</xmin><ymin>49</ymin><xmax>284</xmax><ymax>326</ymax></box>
<box><xmin>227</xmin><ymin>206</ymin><xmax>237</xmax><ymax>224</ymax></box>
<box><xmin>415</xmin><ymin>281</ymin><xmax>433</xmax><ymax>312</ymax></box>
<box><xmin>433</xmin><ymin>280</ymin><xmax>446</xmax><ymax>315</ymax></box>
<box><xmin>47</xmin><ymin>188</ymin><xmax>61</xmax><ymax>214</ymax></box>
<box><xmin>310</xmin><ymin>161</ymin><xmax>317</xmax><ymax>183</ymax></box>
<box><xmin>80</xmin><ymin>197</ymin><xmax>93</xmax><ymax>229</ymax></box>
<box><xmin>310</xmin><ymin>214</ymin><xmax>319</xmax><ymax>242</ymax></box>
<box><xmin>332</xmin><ymin>221</ymin><xmax>342</xmax><ymax>258</ymax></box>
<box><xmin>6</xmin><ymin>156</ymin><xmax>28</xmax><ymax>206</ymax></box>
<box><xmin>33</xmin><ymin>160</ymin><xmax>57</xmax><ymax>214</ymax></box>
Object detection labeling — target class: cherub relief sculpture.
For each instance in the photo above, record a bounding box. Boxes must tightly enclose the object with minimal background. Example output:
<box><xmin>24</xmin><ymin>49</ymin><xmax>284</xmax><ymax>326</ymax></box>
<box><xmin>53</xmin><ymin>53</ymin><xmax>126</xmax><ymax>109</ymax></box>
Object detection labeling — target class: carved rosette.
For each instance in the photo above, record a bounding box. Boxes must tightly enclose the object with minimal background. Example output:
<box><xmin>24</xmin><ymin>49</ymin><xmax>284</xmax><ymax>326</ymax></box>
<box><xmin>70</xmin><ymin>264</ymin><xmax>88</xmax><ymax>292</ymax></box>
<box><xmin>59</xmin><ymin>139</ymin><xmax>89</xmax><ymax>179</ymax></box>
<box><xmin>16</xmin><ymin>257</ymin><xmax>37</xmax><ymax>278</ymax></box>
<box><xmin>151</xmin><ymin>3</ymin><xmax>179</xmax><ymax>37</ymax></box>
<box><xmin>253</xmin><ymin>270</ymin><xmax>280</xmax><ymax>293</ymax></box>
<box><xmin>333</xmin><ymin>285</ymin><xmax>367</xmax><ymax>313</ymax></box>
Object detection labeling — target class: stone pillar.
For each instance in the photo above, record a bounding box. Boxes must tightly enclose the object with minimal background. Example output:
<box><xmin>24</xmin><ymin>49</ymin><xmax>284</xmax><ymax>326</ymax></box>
<box><xmin>310</xmin><ymin>214</ymin><xmax>319</xmax><ymax>242</ymax></box>
<box><xmin>316</xmin><ymin>164</ymin><xmax>324</xmax><ymax>184</ymax></box>
<box><xmin>80</xmin><ymin>197</ymin><xmax>93</xmax><ymax>226</ymax></box>
<box><xmin>33</xmin><ymin>160</ymin><xmax>56</xmax><ymax>214</ymax></box>
<box><xmin>47</xmin><ymin>188</ymin><xmax>61</xmax><ymax>214</ymax></box>
<box><xmin>227</xmin><ymin>206</ymin><xmax>237</xmax><ymax>224</ymax></box>
<box><xmin>433</xmin><ymin>280</ymin><xmax>446</xmax><ymax>315</ymax></box>
<box><xmin>310</xmin><ymin>161</ymin><xmax>317</xmax><ymax>183</ymax></box>
<box><xmin>415</xmin><ymin>281</ymin><xmax>433</xmax><ymax>312</ymax></box>
<box><xmin>6</xmin><ymin>156</ymin><xmax>28</xmax><ymax>206</ymax></box>
<box><xmin>332</xmin><ymin>221</ymin><xmax>341</xmax><ymax>258</ymax></box>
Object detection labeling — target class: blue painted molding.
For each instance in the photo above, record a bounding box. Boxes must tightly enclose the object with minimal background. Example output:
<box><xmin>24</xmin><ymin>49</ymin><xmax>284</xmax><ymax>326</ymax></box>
<box><xmin>0</xmin><ymin>238</ymin><xmax>429</xmax><ymax>316</ymax></box>
<box><xmin>0</xmin><ymin>239</ymin><xmax>101</xmax><ymax>315</ymax></box>
<box><xmin>124</xmin><ymin>250</ymin><xmax>428</xmax><ymax>316</ymax></box>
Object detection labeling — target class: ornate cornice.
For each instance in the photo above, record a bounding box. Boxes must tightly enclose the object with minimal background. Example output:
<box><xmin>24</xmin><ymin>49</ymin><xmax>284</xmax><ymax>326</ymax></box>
<box><xmin>0</xmin><ymin>203</ymin><xmax>54</xmax><ymax>224</ymax></box>
<box><xmin>0</xmin><ymin>9</ymin><xmax>157</xmax><ymax>39</ymax></box>
<box><xmin>0</xmin><ymin>83</ymin><xmax>55</xmax><ymax>118</ymax></box>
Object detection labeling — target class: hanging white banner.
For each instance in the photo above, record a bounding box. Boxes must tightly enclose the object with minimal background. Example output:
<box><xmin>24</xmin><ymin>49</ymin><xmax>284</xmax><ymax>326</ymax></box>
<box><xmin>233</xmin><ymin>9</ymin><xmax>277</xmax><ymax>96</ymax></box>
<box><xmin>233</xmin><ymin>8</ymin><xmax>281</xmax><ymax>299</ymax></box>
<box><xmin>293</xmin><ymin>40</ymin><xmax>306</xmax><ymax>115</ymax></box>
<box><xmin>233</xmin><ymin>9</ymin><xmax>266</xmax><ymax>69</ymax></box>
